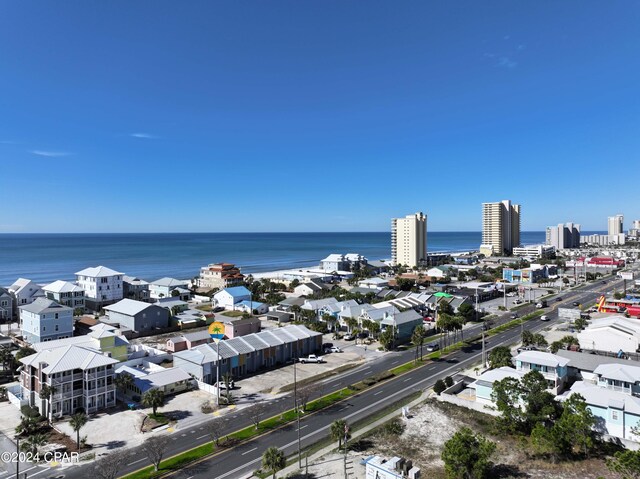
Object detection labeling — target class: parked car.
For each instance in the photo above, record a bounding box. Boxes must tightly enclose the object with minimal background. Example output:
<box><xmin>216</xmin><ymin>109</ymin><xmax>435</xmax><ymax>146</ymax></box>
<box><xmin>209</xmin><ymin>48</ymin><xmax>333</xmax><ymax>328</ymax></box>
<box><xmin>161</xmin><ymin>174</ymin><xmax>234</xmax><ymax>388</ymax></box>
<box><xmin>425</xmin><ymin>342</ymin><xmax>439</xmax><ymax>352</ymax></box>
<box><xmin>517</xmin><ymin>346</ymin><xmax>538</xmax><ymax>353</ymax></box>
<box><xmin>326</xmin><ymin>346</ymin><xmax>342</xmax><ymax>353</ymax></box>
<box><xmin>321</xmin><ymin>342</ymin><xmax>334</xmax><ymax>351</ymax></box>
<box><xmin>343</xmin><ymin>333</ymin><xmax>355</xmax><ymax>341</ymax></box>
<box><xmin>423</xmin><ymin>316</ymin><xmax>434</xmax><ymax>322</ymax></box>
<box><xmin>299</xmin><ymin>354</ymin><xmax>325</xmax><ymax>364</ymax></box>
<box><xmin>214</xmin><ymin>379</ymin><xmax>235</xmax><ymax>389</ymax></box>
<box><xmin>540</xmin><ymin>315</ymin><xmax>549</xmax><ymax>321</ymax></box>
<box><xmin>212</xmin><ymin>306</ymin><xmax>225</xmax><ymax>313</ymax></box>
<box><xmin>513</xmin><ymin>299</ymin><xmax>523</xmax><ymax>304</ymax></box>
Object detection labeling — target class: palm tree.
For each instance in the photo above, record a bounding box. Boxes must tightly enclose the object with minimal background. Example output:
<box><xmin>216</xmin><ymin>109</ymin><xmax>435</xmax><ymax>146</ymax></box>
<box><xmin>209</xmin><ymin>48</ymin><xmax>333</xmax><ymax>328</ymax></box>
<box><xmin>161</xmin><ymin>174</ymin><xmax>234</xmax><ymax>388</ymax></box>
<box><xmin>261</xmin><ymin>446</ymin><xmax>285</xmax><ymax>479</ymax></box>
<box><xmin>69</xmin><ymin>412</ymin><xmax>88</xmax><ymax>450</ymax></box>
<box><xmin>411</xmin><ymin>326</ymin><xmax>425</xmax><ymax>362</ymax></box>
<box><xmin>39</xmin><ymin>384</ymin><xmax>57</xmax><ymax>423</ymax></box>
<box><xmin>114</xmin><ymin>372</ymin><xmax>135</xmax><ymax>400</ymax></box>
<box><xmin>142</xmin><ymin>389</ymin><xmax>165</xmax><ymax>416</ymax></box>
<box><xmin>330</xmin><ymin>419</ymin><xmax>349</xmax><ymax>450</ymax></box>
<box><xmin>21</xmin><ymin>433</ymin><xmax>47</xmax><ymax>455</ymax></box>
<box><xmin>0</xmin><ymin>346</ymin><xmax>15</xmax><ymax>375</ymax></box>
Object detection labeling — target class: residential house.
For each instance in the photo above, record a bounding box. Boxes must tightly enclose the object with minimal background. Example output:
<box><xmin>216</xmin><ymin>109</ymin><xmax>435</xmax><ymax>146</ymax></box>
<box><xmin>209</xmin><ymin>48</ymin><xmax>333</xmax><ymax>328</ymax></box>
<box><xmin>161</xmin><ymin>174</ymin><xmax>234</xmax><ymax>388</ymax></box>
<box><xmin>213</xmin><ymin>286</ymin><xmax>252</xmax><ymax>310</ymax></box>
<box><xmin>502</xmin><ymin>264</ymin><xmax>557</xmax><ymax>284</ymax></box>
<box><xmin>577</xmin><ymin>316</ymin><xmax>640</xmax><ymax>354</ymax></box>
<box><xmin>75</xmin><ymin>266</ymin><xmax>124</xmax><ymax>311</ymax></box>
<box><xmin>0</xmin><ymin>287</ymin><xmax>13</xmax><ymax>321</ymax></box>
<box><xmin>42</xmin><ymin>280</ymin><xmax>85</xmax><ymax>312</ymax></box>
<box><xmin>563</xmin><ymin>362</ymin><xmax>640</xmax><ymax>444</ymax></box>
<box><xmin>515</xmin><ymin>350</ymin><xmax>569</xmax><ymax>394</ymax></box>
<box><xmin>149</xmin><ymin>277</ymin><xmax>190</xmax><ymax>301</ymax></box>
<box><xmin>358</xmin><ymin>305</ymin><xmax>401</xmax><ymax>329</ymax></box>
<box><xmin>166</xmin><ymin>330</ymin><xmax>212</xmax><ymax>353</ymax></box>
<box><xmin>235</xmin><ymin>300</ymin><xmax>269</xmax><ymax>315</ymax></box>
<box><xmin>380</xmin><ymin>310</ymin><xmax>423</xmax><ymax>342</ymax></box>
<box><xmin>20</xmin><ymin>298</ymin><xmax>74</xmax><ymax>344</ymax></box>
<box><xmin>301</xmin><ymin>297</ymin><xmax>340</xmax><ymax>319</ymax></box>
<box><xmin>276</xmin><ymin>297</ymin><xmax>306</xmax><ymax>313</ymax></box>
<box><xmin>222</xmin><ymin>316</ymin><xmax>261</xmax><ymax>338</ymax></box>
<box><xmin>293</xmin><ymin>278</ymin><xmax>333</xmax><ymax>296</ymax></box>
<box><xmin>19</xmin><ymin>345</ymin><xmax>118</xmax><ymax>417</ymax></box>
<box><xmin>358</xmin><ymin>278</ymin><xmax>389</xmax><ymax>290</ymax></box>
<box><xmin>196</xmin><ymin>263</ymin><xmax>244</xmax><ymax>291</ymax></box>
<box><xmin>122</xmin><ymin>276</ymin><xmax>150</xmax><ymax>302</ymax></box>
<box><xmin>32</xmin><ymin>323</ymin><xmax>129</xmax><ymax>362</ymax></box>
<box><xmin>319</xmin><ymin>253</ymin><xmax>367</xmax><ymax>273</ymax></box>
<box><xmin>115</xmin><ymin>363</ymin><xmax>192</xmax><ymax>401</ymax></box>
<box><xmin>103</xmin><ymin>299</ymin><xmax>170</xmax><ymax>333</ymax></box>
<box><xmin>471</xmin><ymin>366</ymin><xmax>526</xmax><ymax>405</ymax></box>
<box><xmin>8</xmin><ymin>278</ymin><xmax>44</xmax><ymax>318</ymax></box>
<box><xmin>426</xmin><ymin>266</ymin><xmax>455</xmax><ymax>279</ymax></box>
<box><xmin>156</xmin><ymin>298</ymin><xmax>189</xmax><ymax>314</ymax></box>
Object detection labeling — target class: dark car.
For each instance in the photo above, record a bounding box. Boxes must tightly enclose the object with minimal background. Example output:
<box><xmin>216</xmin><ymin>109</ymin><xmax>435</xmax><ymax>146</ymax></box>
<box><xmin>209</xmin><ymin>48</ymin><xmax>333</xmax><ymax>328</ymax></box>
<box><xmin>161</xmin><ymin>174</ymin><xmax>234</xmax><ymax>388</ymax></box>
<box><xmin>556</xmin><ymin>297</ymin><xmax>562</xmax><ymax>302</ymax></box>
<box><xmin>572</xmin><ymin>301</ymin><xmax>580</xmax><ymax>307</ymax></box>
<box><xmin>212</xmin><ymin>306</ymin><xmax>225</xmax><ymax>313</ymax></box>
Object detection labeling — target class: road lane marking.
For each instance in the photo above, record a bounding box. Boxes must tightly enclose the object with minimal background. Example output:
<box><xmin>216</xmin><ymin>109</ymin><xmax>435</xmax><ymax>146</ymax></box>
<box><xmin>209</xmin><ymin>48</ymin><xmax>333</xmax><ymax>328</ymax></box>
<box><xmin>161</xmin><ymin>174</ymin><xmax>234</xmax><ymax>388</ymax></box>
<box><xmin>427</xmin><ymin>366</ymin><xmax>436</xmax><ymax>371</ymax></box>
<box><xmin>373</xmin><ymin>390</ymin><xmax>384</xmax><ymax>396</ymax></box>
<box><xmin>241</xmin><ymin>447</ymin><xmax>258</xmax><ymax>456</ymax></box>
<box><xmin>196</xmin><ymin>434</ymin><xmax>208</xmax><ymax>440</ymax></box>
<box><xmin>403</xmin><ymin>378</ymin><xmax>411</xmax><ymax>382</ymax></box>
<box><xmin>391</xmin><ymin>361</ymin><xmax>399</xmax><ymax>365</ymax></box>
<box><xmin>129</xmin><ymin>458</ymin><xmax>146</xmax><ymax>465</ymax></box>
<box><xmin>26</xmin><ymin>469</ymin><xmax>47</xmax><ymax>478</ymax></box>
<box><xmin>299</xmin><ymin>424</ymin><xmax>309</xmax><ymax>430</ymax></box>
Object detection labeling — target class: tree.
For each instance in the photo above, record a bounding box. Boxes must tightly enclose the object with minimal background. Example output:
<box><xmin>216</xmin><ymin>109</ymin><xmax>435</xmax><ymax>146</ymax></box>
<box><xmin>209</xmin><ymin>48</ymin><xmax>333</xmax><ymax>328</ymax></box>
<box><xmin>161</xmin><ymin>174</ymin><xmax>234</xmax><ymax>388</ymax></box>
<box><xmin>434</xmin><ymin>379</ymin><xmax>446</xmax><ymax>395</ymax></box>
<box><xmin>344</xmin><ymin>317</ymin><xmax>358</xmax><ymax>333</ymax></box>
<box><xmin>39</xmin><ymin>383</ymin><xmax>57</xmax><ymax>422</ymax></box>
<box><xmin>93</xmin><ymin>450</ymin><xmax>130</xmax><ymax>479</ymax></box>
<box><xmin>368</xmin><ymin>321</ymin><xmax>381</xmax><ymax>339</ymax></box>
<box><xmin>206</xmin><ymin>420</ymin><xmax>225</xmax><ymax>447</ymax></box>
<box><xmin>549</xmin><ymin>340</ymin><xmax>565</xmax><ymax>353</ymax></box>
<box><xmin>21</xmin><ymin>433</ymin><xmax>47</xmax><ymax>455</ymax></box>
<box><xmin>411</xmin><ymin>326</ymin><xmax>426</xmax><ymax>362</ymax></box>
<box><xmin>521</xmin><ymin>330</ymin><xmax>534</xmax><ymax>346</ymax></box>
<box><xmin>142</xmin><ymin>389</ymin><xmax>165</xmax><ymax>416</ymax></box>
<box><xmin>378</xmin><ymin>327</ymin><xmax>395</xmax><ymax>351</ymax></box>
<box><xmin>250</xmin><ymin>401</ymin><xmax>268</xmax><ymax>430</ymax></box>
<box><xmin>330</xmin><ymin>419</ymin><xmax>349</xmax><ymax>450</ymax></box>
<box><xmin>70</xmin><ymin>412</ymin><xmax>88</xmax><ymax>450</ymax></box>
<box><xmin>0</xmin><ymin>346</ymin><xmax>16</xmax><ymax>374</ymax></box>
<box><xmin>607</xmin><ymin>449</ymin><xmax>640</xmax><ymax>479</ymax></box>
<box><xmin>141</xmin><ymin>435</ymin><xmax>170</xmax><ymax>472</ymax></box>
<box><xmin>262</xmin><ymin>446</ymin><xmax>286</xmax><ymax>479</ymax></box>
<box><xmin>532</xmin><ymin>333</ymin><xmax>548</xmax><ymax>347</ymax></box>
<box><xmin>488</xmin><ymin>346</ymin><xmax>513</xmax><ymax>369</ymax></box>
<box><xmin>298</xmin><ymin>383</ymin><xmax>322</xmax><ymax>412</ymax></box>
<box><xmin>458</xmin><ymin>303</ymin><xmax>475</xmax><ymax>322</ymax></box>
<box><xmin>574</xmin><ymin>317</ymin><xmax>589</xmax><ymax>331</ymax></box>
<box><xmin>15</xmin><ymin>346</ymin><xmax>36</xmax><ymax>362</ymax></box>
<box><xmin>555</xmin><ymin>393</ymin><xmax>597</xmax><ymax>457</ymax></box>
<box><xmin>114</xmin><ymin>372</ymin><xmax>135</xmax><ymax>399</ymax></box>
<box><xmin>441</xmin><ymin>427</ymin><xmax>496</xmax><ymax>479</ymax></box>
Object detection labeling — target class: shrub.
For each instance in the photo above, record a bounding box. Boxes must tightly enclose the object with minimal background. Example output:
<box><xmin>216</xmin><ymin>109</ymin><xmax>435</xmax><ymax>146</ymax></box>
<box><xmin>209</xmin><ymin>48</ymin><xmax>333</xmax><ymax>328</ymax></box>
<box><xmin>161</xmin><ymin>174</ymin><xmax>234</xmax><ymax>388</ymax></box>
<box><xmin>200</xmin><ymin>401</ymin><xmax>214</xmax><ymax>414</ymax></box>
<box><xmin>434</xmin><ymin>379</ymin><xmax>446</xmax><ymax>395</ymax></box>
<box><xmin>445</xmin><ymin>376</ymin><xmax>454</xmax><ymax>387</ymax></box>
<box><xmin>382</xmin><ymin>419</ymin><xmax>405</xmax><ymax>437</ymax></box>
<box><xmin>21</xmin><ymin>405</ymin><xmax>42</xmax><ymax>420</ymax></box>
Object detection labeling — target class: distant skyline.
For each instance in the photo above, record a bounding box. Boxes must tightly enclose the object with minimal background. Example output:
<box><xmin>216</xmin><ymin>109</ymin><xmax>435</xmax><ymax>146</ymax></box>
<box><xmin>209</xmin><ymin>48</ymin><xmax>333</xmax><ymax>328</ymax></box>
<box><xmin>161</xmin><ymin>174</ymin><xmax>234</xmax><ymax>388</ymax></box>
<box><xmin>1</xmin><ymin>1</ymin><xmax>638</xmax><ymax>233</ymax></box>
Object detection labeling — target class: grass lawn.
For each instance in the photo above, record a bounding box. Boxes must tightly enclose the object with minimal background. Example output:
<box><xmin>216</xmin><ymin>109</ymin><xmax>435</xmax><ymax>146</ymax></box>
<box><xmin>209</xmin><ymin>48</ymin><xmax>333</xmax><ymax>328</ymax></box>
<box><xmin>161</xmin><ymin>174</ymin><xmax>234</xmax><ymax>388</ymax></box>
<box><xmin>221</xmin><ymin>310</ymin><xmax>244</xmax><ymax>318</ymax></box>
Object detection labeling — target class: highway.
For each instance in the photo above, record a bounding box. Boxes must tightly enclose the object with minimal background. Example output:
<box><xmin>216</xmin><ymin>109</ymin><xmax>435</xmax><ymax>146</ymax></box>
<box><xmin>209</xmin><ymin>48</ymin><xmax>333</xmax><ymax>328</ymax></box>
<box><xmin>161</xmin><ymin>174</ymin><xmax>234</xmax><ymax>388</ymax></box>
<box><xmin>53</xmin><ymin>275</ymin><xmax>627</xmax><ymax>479</ymax></box>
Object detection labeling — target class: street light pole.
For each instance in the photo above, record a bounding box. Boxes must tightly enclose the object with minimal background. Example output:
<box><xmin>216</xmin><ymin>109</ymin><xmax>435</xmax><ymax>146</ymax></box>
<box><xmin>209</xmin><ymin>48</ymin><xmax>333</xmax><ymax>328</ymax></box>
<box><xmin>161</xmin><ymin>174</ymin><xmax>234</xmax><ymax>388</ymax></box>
<box><xmin>15</xmin><ymin>436</ymin><xmax>19</xmax><ymax>479</ymax></box>
<box><xmin>216</xmin><ymin>339</ymin><xmax>220</xmax><ymax>407</ymax></box>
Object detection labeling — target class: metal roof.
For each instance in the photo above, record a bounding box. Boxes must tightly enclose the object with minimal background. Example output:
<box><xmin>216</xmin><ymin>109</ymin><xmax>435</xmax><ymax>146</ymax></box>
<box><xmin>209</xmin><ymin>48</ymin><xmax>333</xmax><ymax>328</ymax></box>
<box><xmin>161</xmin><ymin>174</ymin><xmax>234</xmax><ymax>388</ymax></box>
<box><xmin>21</xmin><ymin>345</ymin><xmax>118</xmax><ymax>374</ymax></box>
<box><xmin>42</xmin><ymin>280</ymin><xmax>84</xmax><ymax>294</ymax></box>
<box><xmin>516</xmin><ymin>351</ymin><xmax>570</xmax><ymax>368</ymax></box>
<box><xmin>75</xmin><ymin>265</ymin><xmax>123</xmax><ymax>277</ymax></box>
<box><xmin>225</xmin><ymin>337</ymin><xmax>255</xmax><ymax>355</ymax></box>
<box><xmin>19</xmin><ymin>298</ymin><xmax>72</xmax><ymax>314</ymax></box>
<box><xmin>104</xmin><ymin>299</ymin><xmax>156</xmax><ymax>316</ymax></box>
<box><xmin>238</xmin><ymin>334</ymin><xmax>270</xmax><ymax>351</ymax></box>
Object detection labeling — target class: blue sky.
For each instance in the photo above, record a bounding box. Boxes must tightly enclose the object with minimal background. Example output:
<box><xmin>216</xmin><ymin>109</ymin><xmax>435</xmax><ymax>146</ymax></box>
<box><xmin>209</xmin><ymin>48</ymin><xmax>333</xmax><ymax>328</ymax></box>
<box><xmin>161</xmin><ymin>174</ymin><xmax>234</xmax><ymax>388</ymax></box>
<box><xmin>0</xmin><ymin>1</ymin><xmax>638</xmax><ymax>233</ymax></box>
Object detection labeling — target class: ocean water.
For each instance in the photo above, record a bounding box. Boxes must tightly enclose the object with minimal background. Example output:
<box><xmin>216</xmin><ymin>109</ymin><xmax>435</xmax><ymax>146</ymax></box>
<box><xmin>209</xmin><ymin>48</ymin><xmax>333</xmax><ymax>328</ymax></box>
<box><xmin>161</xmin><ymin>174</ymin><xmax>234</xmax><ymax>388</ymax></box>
<box><xmin>0</xmin><ymin>231</ymin><xmax>550</xmax><ymax>285</ymax></box>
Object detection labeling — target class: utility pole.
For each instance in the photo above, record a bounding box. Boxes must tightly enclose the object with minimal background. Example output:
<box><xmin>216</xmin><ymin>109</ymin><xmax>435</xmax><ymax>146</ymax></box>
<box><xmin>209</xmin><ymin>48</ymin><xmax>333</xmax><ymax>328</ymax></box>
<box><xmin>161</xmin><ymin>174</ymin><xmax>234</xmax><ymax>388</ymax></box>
<box><xmin>343</xmin><ymin>424</ymin><xmax>349</xmax><ymax>479</ymax></box>
<box><xmin>215</xmin><ymin>339</ymin><xmax>220</xmax><ymax>407</ymax></box>
<box><xmin>481</xmin><ymin>329</ymin><xmax>486</xmax><ymax>367</ymax></box>
<box><xmin>294</xmin><ymin>355</ymin><xmax>301</xmax><ymax>468</ymax></box>
<box><xmin>15</xmin><ymin>436</ymin><xmax>19</xmax><ymax>479</ymax></box>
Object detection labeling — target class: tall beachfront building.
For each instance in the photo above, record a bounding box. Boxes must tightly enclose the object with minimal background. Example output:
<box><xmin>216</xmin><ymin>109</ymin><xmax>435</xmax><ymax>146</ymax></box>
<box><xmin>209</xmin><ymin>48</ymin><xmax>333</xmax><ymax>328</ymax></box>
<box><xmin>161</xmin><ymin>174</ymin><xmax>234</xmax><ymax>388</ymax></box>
<box><xmin>391</xmin><ymin>212</ymin><xmax>427</xmax><ymax>268</ymax></box>
<box><xmin>546</xmin><ymin>223</ymin><xmax>581</xmax><ymax>250</ymax></box>
<box><xmin>608</xmin><ymin>214</ymin><xmax>624</xmax><ymax>235</ymax></box>
<box><xmin>480</xmin><ymin>200</ymin><xmax>521</xmax><ymax>256</ymax></box>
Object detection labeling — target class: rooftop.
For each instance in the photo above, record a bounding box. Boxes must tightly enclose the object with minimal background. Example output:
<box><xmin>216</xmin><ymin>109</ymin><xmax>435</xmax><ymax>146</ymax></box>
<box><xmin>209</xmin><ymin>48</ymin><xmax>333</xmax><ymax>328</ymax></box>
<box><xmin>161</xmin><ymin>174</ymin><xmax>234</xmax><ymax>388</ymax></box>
<box><xmin>104</xmin><ymin>299</ymin><xmax>156</xmax><ymax>316</ymax></box>
<box><xmin>75</xmin><ymin>265</ymin><xmax>124</xmax><ymax>277</ymax></box>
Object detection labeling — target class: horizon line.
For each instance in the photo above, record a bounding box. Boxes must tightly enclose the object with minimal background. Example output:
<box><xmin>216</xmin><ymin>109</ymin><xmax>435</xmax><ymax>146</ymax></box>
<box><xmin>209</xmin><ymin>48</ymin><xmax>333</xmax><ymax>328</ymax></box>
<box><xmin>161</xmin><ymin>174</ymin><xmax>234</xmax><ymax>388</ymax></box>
<box><xmin>0</xmin><ymin>230</ymin><xmax>606</xmax><ymax>235</ymax></box>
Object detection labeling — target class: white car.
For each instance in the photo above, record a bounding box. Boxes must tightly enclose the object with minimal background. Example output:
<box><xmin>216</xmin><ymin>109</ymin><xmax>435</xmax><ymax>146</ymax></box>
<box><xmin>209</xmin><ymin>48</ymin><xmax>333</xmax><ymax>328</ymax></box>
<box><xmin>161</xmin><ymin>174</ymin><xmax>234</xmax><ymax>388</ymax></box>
<box><xmin>327</xmin><ymin>346</ymin><xmax>342</xmax><ymax>353</ymax></box>
<box><xmin>540</xmin><ymin>315</ymin><xmax>549</xmax><ymax>321</ymax></box>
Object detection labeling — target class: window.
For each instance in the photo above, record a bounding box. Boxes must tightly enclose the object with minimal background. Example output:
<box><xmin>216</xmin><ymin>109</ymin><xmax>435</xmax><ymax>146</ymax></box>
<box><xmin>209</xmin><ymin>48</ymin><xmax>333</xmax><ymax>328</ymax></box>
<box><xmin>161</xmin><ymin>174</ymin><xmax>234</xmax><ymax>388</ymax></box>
<box><xmin>55</xmin><ymin>313</ymin><xmax>58</xmax><ymax>319</ymax></box>
<box><xmin>612</xmin><ymin>410</ymin><xmax>619</xmax><ymax>421</ymax></box>
<box><xmin>55</xmin><ymin>325</ymin><xmax>59</xmax><ymax>332</ymax></box>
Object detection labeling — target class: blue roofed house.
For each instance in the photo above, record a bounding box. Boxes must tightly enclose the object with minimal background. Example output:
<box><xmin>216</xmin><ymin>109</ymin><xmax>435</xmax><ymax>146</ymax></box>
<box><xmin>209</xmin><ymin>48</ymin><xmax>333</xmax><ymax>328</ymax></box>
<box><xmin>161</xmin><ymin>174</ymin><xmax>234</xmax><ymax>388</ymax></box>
<box><xmin>213</xmin><ymin>286</ymin><xmax>252</xmax><ymax>310</ymax></box>
<box><xmin>236</xmin><ymin>300</ymin><xmax>269</xmax><ymax>315</ymax></box>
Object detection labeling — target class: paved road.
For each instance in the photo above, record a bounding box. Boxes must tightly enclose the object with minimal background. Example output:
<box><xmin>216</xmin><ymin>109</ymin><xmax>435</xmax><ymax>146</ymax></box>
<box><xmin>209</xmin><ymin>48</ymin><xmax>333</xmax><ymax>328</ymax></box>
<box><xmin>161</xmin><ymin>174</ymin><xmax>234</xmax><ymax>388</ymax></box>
<box><xmin>41</xmin><ymin>274</ymin><xmax>628</xmax><ymax>479</ymax></box>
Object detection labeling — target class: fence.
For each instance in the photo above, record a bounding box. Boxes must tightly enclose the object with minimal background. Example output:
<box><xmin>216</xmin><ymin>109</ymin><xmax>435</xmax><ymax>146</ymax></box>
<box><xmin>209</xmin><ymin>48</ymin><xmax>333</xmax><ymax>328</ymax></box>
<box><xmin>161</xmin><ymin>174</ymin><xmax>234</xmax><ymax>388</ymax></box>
<box><xmin>6</xmin><ymin>384</ymin><xmax>27</xmax><ymax>408</ymax></box>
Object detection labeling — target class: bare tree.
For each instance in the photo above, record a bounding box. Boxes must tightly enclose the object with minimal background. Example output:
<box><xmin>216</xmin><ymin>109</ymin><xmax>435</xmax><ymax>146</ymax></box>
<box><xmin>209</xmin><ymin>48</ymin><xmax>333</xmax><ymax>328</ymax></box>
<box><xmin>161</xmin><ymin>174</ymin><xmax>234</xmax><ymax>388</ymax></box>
<box><xmin>142</xmin><ymin>435</ymin><xmax>170</xmax><ymax>472</ymax></box>
<box><xmin>298</xmin><ymin>383</ymin><xmax>323</xmax><ymax>412</ymax></box>
<box><xmin>206</xmin><ymin>419</ymin><xmax>225</xmax><ymax>447</ymax></box>
<box><xmin>93</xmin><ymin>450</ymin><xmax>130</xmax><ymax>479</ymax></box>
<box><xmin>250</xmin><ymin>401</ymin><xmax>268</xmax><ymax>430</ymax></box>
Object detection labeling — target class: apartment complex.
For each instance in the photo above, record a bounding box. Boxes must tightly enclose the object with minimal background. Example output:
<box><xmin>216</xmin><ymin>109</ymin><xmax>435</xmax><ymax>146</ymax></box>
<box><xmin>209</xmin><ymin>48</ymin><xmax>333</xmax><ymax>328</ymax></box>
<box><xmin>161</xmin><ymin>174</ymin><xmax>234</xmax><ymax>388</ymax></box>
<box><xmin>391</xmin><ymin>212</ymin><xmax>427</xmax><ymax>268</ymax></box>
<box><xmin>546</xmin><ymin>222</ymin><xmax>581</xmax><ymax>250</ymax></box>
<box><xmin>75</xmin><ymin>266</ymin><xmax>124</xmax><ymax>311</ymax></box>
<box><xmin>196</xmin><ymin>263</ymin><xmax>244</xmax><ymax>291</ymax></box>
<box><xmin>480</xmin><ymin>200</ymin><xmax>521</xmax><ymax>256</ymax></box>
<box><xmin>608</xmin><ymin>214</ymin><xmax>624</xmax><ymax>235</ymax></box>
<box><xmin>20</xmin><ymin>345</ymin><xmax>118</xmax><ymax>417</ymax></box>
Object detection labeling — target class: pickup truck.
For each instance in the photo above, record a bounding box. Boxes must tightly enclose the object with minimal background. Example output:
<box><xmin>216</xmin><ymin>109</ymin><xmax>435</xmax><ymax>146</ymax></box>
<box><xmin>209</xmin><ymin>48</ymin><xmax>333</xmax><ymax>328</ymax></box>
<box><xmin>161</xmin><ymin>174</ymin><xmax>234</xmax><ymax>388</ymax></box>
<box><xmin>299</xmin><ymin>355</ymin><xmax>325</xmax><ymax>364</ymax></box>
